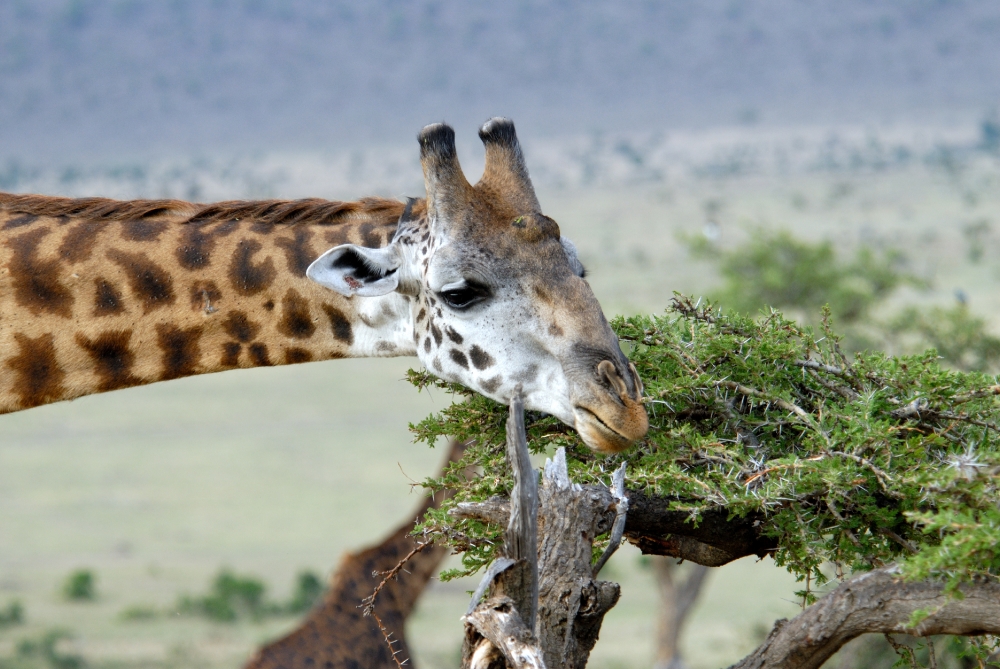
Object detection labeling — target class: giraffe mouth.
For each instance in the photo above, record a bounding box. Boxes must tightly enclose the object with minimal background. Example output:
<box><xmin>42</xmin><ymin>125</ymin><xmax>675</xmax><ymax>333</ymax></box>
<box><xmin>573</xmin><ymin>406</ymin><xmax>633</xmax><ymax>454</ymax></box>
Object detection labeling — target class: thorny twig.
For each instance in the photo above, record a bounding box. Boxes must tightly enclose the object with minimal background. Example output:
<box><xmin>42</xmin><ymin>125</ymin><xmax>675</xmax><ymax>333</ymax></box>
<box><xmin>826</xmin><ymin>499</ymin><xmax>880</xmax><ymax>567</ymax></box>
<box><xmin>370</xmin><ymin>610</ymin><xmax>408</xmax><ymax>668</ymax></box>
<box><xmin>794</xmin><ymin>359</ymin><xmax>848</xmax><ymax>377</ymax></box>
<box><xmin>360</xmin><ymin>540</ymin><xmax>435</xmax><ymax>669</ymax></box>
<box><xmin>877</xmin><ymin>526</ymin><xmax>918</xmax><ymax>554</ymax></box>
<box><xmin>885</xmin><ymin>633</ymin><xmax>919</xmax><ymax>669</ymax></box>
<box><xmin>829</xmin><ymin>450</ymin><xmax>898</xmax><ymax>496</ymax></box>
<box><xmin>715</xmin><ymin>380</ymin><xmax>832</xmax><ymax>446</ymax></box>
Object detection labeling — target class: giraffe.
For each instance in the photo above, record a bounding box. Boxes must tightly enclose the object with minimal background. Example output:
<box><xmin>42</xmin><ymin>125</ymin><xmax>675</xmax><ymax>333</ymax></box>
<box><xmin>0</xmin><ymin>118</ymin><xmax>648</xmax><ymax>452</ymax></box>
<box><xmin>244</xmin><ymin>439</ymin><xmax>468</xmax><ymax>669</ymax></box>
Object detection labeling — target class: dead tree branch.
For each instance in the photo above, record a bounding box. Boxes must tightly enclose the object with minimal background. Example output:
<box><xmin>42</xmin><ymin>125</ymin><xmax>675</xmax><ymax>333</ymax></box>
<box><xmin>461</xmin><ymin>392</ymin><xmax>623</xmax><ymax>669</ymax></box>
<box><xmin>728</xmin><ymin>566</ymin><xmax>1000</xmax><ymax>669</ymax></box>
<box><xmin>503</xmin><ymin>387</ymin><xmax>539</xmax><ymax>631</ymax></box>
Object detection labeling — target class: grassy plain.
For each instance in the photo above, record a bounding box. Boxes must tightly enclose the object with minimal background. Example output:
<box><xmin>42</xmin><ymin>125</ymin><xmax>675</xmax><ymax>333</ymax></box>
<box><xmin>2</xmin><ymin>146</ymin><xmax>999</xmax><ymax>668</ymax></box>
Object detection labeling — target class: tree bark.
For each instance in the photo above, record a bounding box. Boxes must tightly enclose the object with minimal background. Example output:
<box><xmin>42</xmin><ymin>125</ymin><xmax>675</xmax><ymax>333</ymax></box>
<box><xmin>625</xmin><ymin>491</ymin><xmax>774</xmax><ymax>566</ymax></box>
<box><xmin>461</xmin><ymin>391</ymin><xmax>623</xmax><ymax>669</ymax></box>
<box><xmin>534</xmin><ymin>451</ymin><xmax>622</xmax><ymax>669</ymax></box>
<box><xmin>728</xmin><ymin>565</ymin><xmax>1000</xmax><ymax>669</ymax></box>
<box><xmin>454</xmin><ymin>488</ymin><xmax>774</xmax><ymax>568</ymax></box>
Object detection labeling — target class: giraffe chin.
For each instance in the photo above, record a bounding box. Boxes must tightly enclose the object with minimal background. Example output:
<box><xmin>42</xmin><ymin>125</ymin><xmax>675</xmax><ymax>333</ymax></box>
<box><xmin>572</xmin><ymin>406</ymin><xmax>645</xmax><ymax>454</ymax></box>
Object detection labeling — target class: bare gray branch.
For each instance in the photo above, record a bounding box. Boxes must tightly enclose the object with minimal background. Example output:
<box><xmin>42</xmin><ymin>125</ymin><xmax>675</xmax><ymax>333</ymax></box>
<box><xmin>728</xmin><ymin>566</ymin><xmax>1000</xmax><ymax>669</ymax></box>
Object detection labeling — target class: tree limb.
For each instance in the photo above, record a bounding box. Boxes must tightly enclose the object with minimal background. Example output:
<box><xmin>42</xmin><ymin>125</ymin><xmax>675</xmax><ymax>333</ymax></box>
<box><xmin>502</xmin><ymin>388</ymin><xmax>539</xmax><ymax>630</ymax></box>
<box><xmin>453</xmin><ymin>487</ymin><xmax>774</xmax><ymax>568</ymax></box>
<box><xmin>728</xmin><ymin>566</ymin><xmax>1000</xmax><ymax>669</ymax></box>
<box><xmin>463</xmin><ymin>597</ymin><xmax>546</xmax><ymax>669</ymax></box>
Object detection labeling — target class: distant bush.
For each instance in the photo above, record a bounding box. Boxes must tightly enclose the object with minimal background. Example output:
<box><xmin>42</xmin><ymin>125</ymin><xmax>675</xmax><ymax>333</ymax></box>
<box><xmin>691</xmin><ymin>228</ymin><xmax>918</xmax><ymax>326</ymax></box>
<box><xmin>889</xmin><ymin>304</ymin><xmax>1000</xmax><ymax>373</ymax></box>
<box><xmin>286</xmin><ymin>570</ymin><xmax>324</xmax><ymax>614</ymax></box>
<box><xmin>687</xmin><ymin>228</ymin><xmax>1000</xmax><ymax>372</ymax></box>
<box><xmin>61</xmin><ymin>571</ymin><xmax>95</xmax><ymax>602</ymax></box>
<box><xmin>0</xmin><ymin>600</ymin><xmax>23</xmax><ymax>628</ymax></box>
<box><xmin>117</xmin><ymin>605</ymin><xmax>158</xmax><ymax>622</ymax></box>
<box><xmin>6</xmin><ymin>629</ymin><xmax>83</xmax><ymax>669</ymax></box>
<box><xmin>176</xmin><ymin>568</ymin><xmax>327</xmax><ymax>622</ymax></box>
<box><xmin>178</xmin><ymin>569</ymin><xmax>270</xmax><ymax>622</ymax></box>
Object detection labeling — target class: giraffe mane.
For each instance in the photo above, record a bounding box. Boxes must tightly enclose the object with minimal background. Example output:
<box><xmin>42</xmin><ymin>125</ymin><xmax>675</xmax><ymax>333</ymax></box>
<box><xmin>0</xmin><ymin>193</ymin><xmax>419</xmax><ymax>228</ymax></box>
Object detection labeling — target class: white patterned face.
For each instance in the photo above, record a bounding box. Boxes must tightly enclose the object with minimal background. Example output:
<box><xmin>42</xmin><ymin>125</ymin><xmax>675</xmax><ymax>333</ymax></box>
<box><xmin>308</xmin><ymin>119</ymin><xmax>648</xmax><ymax>453</ymax></box>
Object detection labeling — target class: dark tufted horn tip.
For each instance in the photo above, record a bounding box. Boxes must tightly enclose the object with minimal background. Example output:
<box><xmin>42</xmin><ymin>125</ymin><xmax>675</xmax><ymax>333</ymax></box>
<box><xmin>418</xmin><ymin>122</ymin><xmax>457</xmax><ymax>160</ymax></box>
<box><xmin>478</xmin><ymin>117</ymin><xmax>518</xmax><ymax>147</ymax></box>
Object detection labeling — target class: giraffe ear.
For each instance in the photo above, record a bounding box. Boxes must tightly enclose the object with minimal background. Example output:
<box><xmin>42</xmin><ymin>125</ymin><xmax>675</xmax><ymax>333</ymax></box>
<box><xmin>559</xmin><ymin>236</ymin><xmax>586</xmax><ymax>278</ymax></box>
<box><xmin>306</xmin><ymin>244</ymin><xmax>400</xmax><ymax>297</ymax></box>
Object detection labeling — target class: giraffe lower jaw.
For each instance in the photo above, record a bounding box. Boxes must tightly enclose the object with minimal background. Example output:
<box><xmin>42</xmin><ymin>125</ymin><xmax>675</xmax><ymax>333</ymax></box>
<box><xmin>572</xmin><ymin>406</ymin><xmax>633</xmax><ymax>454</ymax></box>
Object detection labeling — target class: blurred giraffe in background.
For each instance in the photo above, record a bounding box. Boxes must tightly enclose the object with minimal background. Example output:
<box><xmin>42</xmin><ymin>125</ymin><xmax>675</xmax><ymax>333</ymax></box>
<box><xmin>245</xmin><ymin>439</ymin><xmax>468</xmax><ymax>669</ymax></box>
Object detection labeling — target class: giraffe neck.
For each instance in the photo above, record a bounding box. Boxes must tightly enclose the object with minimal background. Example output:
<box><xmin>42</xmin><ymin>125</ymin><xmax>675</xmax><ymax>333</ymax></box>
<box><xmin>0</xmin><ymin>193</ymin><xmax>425</xmax><ymax>414</ymax></box>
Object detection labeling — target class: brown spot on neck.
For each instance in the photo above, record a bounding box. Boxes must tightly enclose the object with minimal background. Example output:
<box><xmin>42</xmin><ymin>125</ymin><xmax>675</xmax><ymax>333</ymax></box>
<box><xmin>222</xmin><ymin>311</ymin><xmax>260</xmax><ymax>343</ymax></box>
<box><xmin>189</xmin><ymin>280</ymin><xmax>222</xmax><ymax>312</ymax></box>
<box><xmin>358</xmin><ymin>222</ymin><xmax>391</xmax><ymax>249</ymax></box>
<box><xmin>220</xmin><ymin>342</ymin><xmax>241</xmax><ymax>367</ymax></box>
<box><xmin>3</xmin><ymin>213</ymin><xmax>38</xmax><ymax>230</ymax></box>
<box><xmin>176</xmin><ymin>219</ymin><xmax>238</xmax><ymax>270</ymax></box>
<box><xmin>248</xmin><ymin>343</ymin><xmax>272</xmax><ymax>366</ymax></box>
<box><xmin>481</xmin><ymin>375</ymin><xmax>502</xmax><ymax>394</ymax></box>
<box><xmin>76</xmin><ymin>330</ymin><xmax>141</xmax><ymax>391</ymax></box>
<box><xmin>278</xmin><ymin>289</ymin><xmax>316</xmax><ymax>340</ymax></box>
<box><xmin>323</xmin><ymin>228</ymin><xmax>351</xmax><ymax>247</ymax></box>
<box><xmin>59</xmin><ymin>219</ymin><xmax>101</xmax><ymax>263</ymax></box>
<box><xmin>107</xmin><ymin>249</ymin><xmax>176</xmax><ymax>313</ymax></box>
<box><xmin>6</xmin><ymin>333</ymin><xmax>66</xmax><ymax>408</ymax></box>
<box><xmin>321</xmin><ymin>304</ymin><xmax>354</xmax><ymax>345</ymax></box>
<box><xmin>121</xmin><ymin>219</ymin><xmax>168</xmax><ymax>242</ymax></box>
<box><xmin>228</xmin><ymin>239</ymin><xmax>277</xmax><ymax>295</ymax></box>
<box><xmin>6</xmin><ymin>227</ymin><xmax>75</xmax><ymax>318</ymax></box>
<box><xmin>284</xmin><ymin>347</ymin><xmax>313</xmax><ymax>364</ymax></box>
<box><xmin>274</xmin><ymin>228</ymin><xmax>317</xmax><ymax>277</ymax></box>
<box><xmin>156</xmin><ymin>324</ymin><xmax>202</xmax><ymax>380</ymax></box>
<box><xmin>449</xmin><ymin>349</ymin><xmax>469</xmax><ymax>369</ymax></box>
<box><xmin>93</xmin><ymin>278</ymin><xmax>125</xmax><ymax>316</ymax></box>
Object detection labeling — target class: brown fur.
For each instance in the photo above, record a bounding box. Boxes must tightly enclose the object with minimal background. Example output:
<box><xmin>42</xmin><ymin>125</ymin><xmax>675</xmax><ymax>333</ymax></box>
<box><xmin>0</xmin><ymin>193</ymin><xmax>426</xmax><ymax>414</ymax></box>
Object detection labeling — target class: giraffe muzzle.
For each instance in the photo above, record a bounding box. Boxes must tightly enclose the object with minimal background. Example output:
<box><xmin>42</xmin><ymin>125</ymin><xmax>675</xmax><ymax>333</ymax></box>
<box><xmin>572</xmin><ymin>360</ymin><xmax>649</xmax><ymax>453</ymax></box>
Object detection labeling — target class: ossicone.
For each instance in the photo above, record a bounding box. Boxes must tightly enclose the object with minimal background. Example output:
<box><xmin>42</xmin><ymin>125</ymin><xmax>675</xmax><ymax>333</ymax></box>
<box><xmin>418</xmin><ymin>123</ymin><xmax>458</xmax><ymax>161</ymax></box>
<box><xmin>477</xmin><ymin>117</ymin><xmax>539</xmax><ymax>211</ymax></box>
<box><xmin>478</xmin><ymin>117</ymin><xmax>519</xmax><ymax>148</ymax></box>
<box><xmin>418</xmin><ymin>122</ymin><xmax>471</xmax><ymax>224</ymax></box>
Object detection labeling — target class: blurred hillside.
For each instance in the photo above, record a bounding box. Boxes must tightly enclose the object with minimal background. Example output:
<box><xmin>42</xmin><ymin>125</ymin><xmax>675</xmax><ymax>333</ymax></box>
<box><xmin>2</xmin><ymin>0</ymin><xmax>1000</xmax><ymax>161</ymax></box>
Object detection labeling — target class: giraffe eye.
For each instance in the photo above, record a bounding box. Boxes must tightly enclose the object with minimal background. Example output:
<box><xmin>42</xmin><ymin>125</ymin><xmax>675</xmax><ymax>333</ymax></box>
<box><xmin>438</xmin><ymin>282</ymin><xmax>490</xmax><ymax>310</ymax></box>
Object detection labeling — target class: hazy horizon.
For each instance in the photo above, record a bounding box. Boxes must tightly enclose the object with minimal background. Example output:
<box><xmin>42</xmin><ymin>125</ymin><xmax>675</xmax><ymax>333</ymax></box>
<box><xmin>2</xmin><ymin>0</ymin><xmax>999</xmax><ymax>164</ymax></box>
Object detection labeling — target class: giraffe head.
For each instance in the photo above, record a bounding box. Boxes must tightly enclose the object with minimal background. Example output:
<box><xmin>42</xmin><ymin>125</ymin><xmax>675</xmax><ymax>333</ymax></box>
<box><xmin>307</xmin><ymin>119</ymin><xmax>648</xmax><ymax>452</ymax></box>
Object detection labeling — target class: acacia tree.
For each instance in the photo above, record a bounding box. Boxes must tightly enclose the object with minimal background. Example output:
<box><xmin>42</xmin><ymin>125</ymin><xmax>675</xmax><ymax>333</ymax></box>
<box><xmin>412</xmin><ymin>295</ymin><xmax>1000</xmax><ymax>669</ymax></box>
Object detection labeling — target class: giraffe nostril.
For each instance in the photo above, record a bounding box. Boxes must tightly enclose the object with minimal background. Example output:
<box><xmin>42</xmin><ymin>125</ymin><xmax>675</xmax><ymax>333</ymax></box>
<box><xmin>628</xmin><ymin>362</ymin><xmax>644</xmax><ymax>398</ymax></box>
<box><xmin>597</xmin><ymin>359</ymin><xmax>629</xmax><ymax>399</ymax></box>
